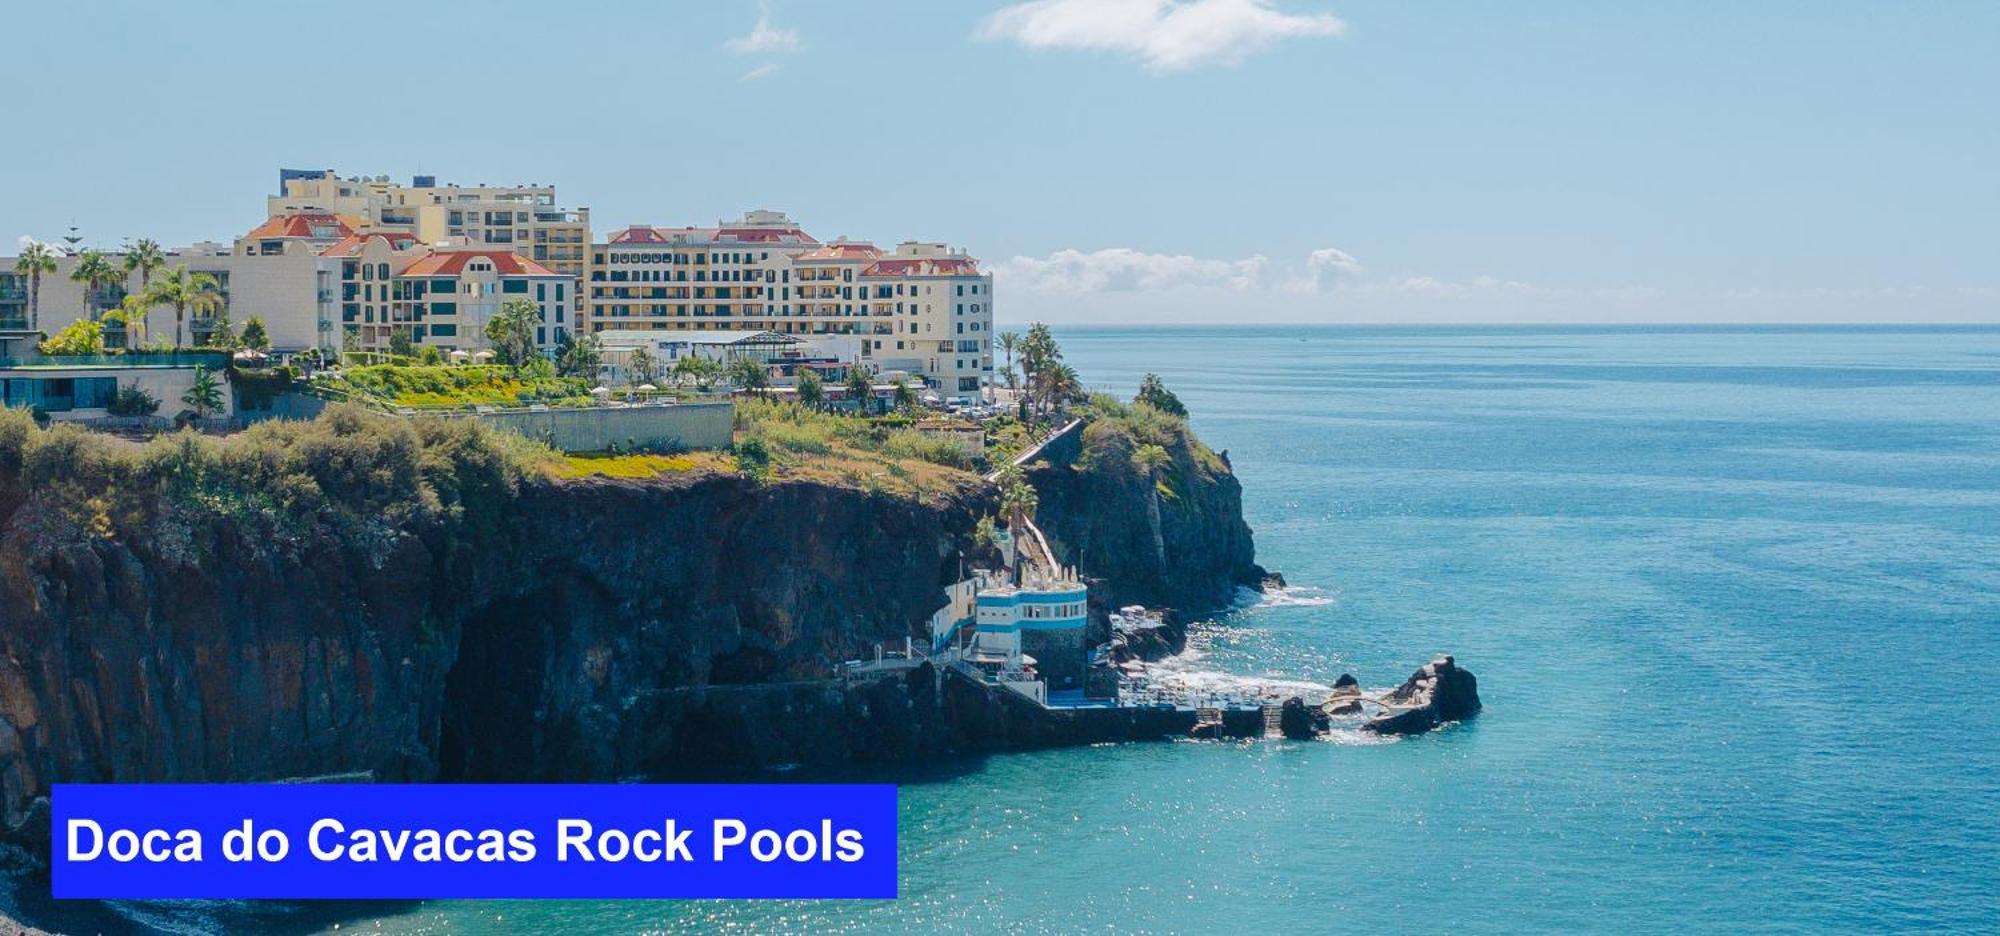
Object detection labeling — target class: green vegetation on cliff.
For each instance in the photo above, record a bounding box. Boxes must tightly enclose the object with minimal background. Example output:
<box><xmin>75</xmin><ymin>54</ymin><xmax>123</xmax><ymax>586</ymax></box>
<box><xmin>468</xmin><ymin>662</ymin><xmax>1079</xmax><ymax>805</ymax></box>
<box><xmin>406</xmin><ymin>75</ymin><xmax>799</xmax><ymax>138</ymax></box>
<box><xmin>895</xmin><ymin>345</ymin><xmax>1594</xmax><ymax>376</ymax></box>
<box><xmin>317</xmin><ymin>363</ymin><xmax>594</xmax><ymax>409</ymax></box>
<box><xmin>1023</xmin><ymin>379</ymin><xmax>1263</xmax><ymax>616</ymax></box>
<box><xmin>726</xmin><ymin>398</ymin><xmax>981</xmax><ymax>497</ymax></box>
<box><xmin>0</xmin><ymin>404</ymin><xmax>554</xmax><ymax>552</ymax></box>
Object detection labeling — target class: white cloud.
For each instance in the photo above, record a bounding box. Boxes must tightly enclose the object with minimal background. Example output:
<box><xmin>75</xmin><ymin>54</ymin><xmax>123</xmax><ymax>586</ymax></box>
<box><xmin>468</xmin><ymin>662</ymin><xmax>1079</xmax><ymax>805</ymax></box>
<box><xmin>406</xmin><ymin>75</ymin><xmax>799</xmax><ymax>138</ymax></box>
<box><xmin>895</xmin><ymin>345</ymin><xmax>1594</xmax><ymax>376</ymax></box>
<box><xmin>725</xmin><ymin>1</ymin><xmax>801</xmax><ymax>54</ymax></box>
<box><xmin>998</xmin><ymin>245</ymin><xmax>1373</xmax><ymax>295</ymax></box>
<box><xmin>993</xmin><ymin>244</ymin><xmax>2000</xmax><ymax>323</ymax></box>
<box><xmin>996</xmin><ymin>247</ymin><xmax>1272</xmax><ymax>293</ymax></box>
<box><xmin>1279</xmin><ymin>246</ymin><xmax>1364</xmax><ymax>291</ymax></box>
<box><xmin>1307</xmin><ymin>246</ymin><xmax>1363</xmax><ymax>278</ymax></box>
<box><xmin>739</xmin><ymin>63</ymin><xmax>781</xmax><ymax>82</ymax></box>
<box><xmin>978</xmin><ymin>0</ymin><xmax>1344</xmax><ymax>73</ymax></box>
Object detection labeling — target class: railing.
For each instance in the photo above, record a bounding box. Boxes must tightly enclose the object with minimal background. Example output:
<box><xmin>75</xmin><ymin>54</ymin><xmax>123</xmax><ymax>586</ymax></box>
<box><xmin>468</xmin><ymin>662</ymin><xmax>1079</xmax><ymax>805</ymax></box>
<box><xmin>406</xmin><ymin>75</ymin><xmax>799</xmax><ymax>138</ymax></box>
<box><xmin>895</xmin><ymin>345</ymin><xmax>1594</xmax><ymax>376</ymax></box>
<box><xmin>0</xmin><ymin>351</ymin><xmax>231</xmax><ymax>369</ymax></box>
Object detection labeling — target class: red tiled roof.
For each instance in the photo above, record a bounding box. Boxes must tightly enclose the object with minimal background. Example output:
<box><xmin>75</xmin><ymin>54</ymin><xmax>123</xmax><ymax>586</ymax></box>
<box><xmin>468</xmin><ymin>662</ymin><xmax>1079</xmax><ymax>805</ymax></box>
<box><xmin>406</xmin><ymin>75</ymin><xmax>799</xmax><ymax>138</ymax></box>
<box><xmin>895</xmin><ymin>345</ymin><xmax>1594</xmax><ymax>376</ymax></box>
<box><xmin>318</xmin><ymin>232</ymin><xmax>422</xmax><ymax>257</ymax></box>
<box><xmin>608</xmin><ymin>226</ymin><xmax>674</xmax><ymax>244</ymax></box>
<box><xmin>862</xmin><ymin>257</ymin><xmax>982</xmax><ymax>277</ymax></box>
<box><xmin>716</xmin><ymin>227</ymin><xmax>819</xmax><ymax>245</ymax></box>
<box><xmin>608</xmin><ymin>225</ymin><xmax>819</xmax><ymax>247</ymax></box>
<box><xmin>400</xmin><ymin>250</ymin><xmax>561</xmax><ymax>277</ymax></box>
<box><xmin>243</xmin><ymin>212</ymin><xmax>361</xmax><ymax>242</ymax></box>
<box><xmin>796</xmin><ymin>242</ymin><xmax>882</xmax><ymax>262</ymax></box>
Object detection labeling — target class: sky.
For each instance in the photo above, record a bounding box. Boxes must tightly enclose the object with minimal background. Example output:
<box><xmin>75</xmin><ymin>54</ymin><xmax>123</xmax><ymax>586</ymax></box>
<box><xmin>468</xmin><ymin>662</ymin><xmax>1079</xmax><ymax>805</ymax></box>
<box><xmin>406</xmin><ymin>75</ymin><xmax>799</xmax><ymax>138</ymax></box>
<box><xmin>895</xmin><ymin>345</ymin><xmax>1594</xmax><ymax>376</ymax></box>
<box><xmin>2</xmin><ymin>0</ymin><xmax>1995</xmax><ymax>325</ymax></box>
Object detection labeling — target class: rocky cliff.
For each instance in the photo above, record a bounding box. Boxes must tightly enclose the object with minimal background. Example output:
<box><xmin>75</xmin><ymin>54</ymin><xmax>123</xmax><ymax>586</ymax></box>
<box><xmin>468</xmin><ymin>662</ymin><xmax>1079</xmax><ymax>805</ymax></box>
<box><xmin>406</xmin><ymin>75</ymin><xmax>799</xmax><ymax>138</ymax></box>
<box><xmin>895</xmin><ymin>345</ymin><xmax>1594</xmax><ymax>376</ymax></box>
<box><xmin>1024</xmin><ymin>409</ymin><xmax>1265</xmax><ymax>649</ymax></box>
<box><xmin>0</xmin><ymin>407</ymin><xmax>1265</xmax><ymax>836</ymax></box>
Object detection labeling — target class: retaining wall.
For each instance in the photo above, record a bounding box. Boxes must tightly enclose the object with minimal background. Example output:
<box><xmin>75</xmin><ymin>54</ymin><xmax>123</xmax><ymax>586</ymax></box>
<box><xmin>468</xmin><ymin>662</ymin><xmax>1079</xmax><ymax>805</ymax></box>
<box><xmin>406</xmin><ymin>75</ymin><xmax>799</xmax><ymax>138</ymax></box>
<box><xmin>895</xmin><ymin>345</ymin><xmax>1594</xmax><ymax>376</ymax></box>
<box><xmin>463</xmin><ymin>402</ymin><xmax>734</xmax><ymax>452</ymax></box>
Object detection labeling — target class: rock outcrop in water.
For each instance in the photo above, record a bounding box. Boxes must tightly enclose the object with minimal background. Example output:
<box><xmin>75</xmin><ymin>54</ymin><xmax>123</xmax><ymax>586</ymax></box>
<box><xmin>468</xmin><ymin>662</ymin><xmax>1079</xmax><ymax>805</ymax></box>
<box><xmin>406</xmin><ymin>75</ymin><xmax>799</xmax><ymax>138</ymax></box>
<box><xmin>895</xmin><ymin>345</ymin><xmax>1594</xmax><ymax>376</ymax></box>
<box><xmin>1279</xmin><ymin>696</ymin><xmax>1328</xmax><ymax>740</ymax></box>
<box><xmin>1022</xmin><ymin>411</ymin><xmax>1266</xmax><ymax>650</ymax></box>
<box><xmin>1362</xmin><ymin>655</ymin><xmax>1482</xmax><ymax>735</ymax></box>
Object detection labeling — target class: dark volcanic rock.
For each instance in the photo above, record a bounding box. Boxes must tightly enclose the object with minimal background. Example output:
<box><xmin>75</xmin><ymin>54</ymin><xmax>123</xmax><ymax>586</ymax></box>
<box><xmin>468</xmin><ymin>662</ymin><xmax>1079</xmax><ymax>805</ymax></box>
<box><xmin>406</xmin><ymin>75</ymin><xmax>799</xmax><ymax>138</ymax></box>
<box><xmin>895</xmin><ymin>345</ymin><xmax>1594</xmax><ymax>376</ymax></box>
<box><xmin>1278</xmin><ymin>696</ymin><xmax>1327</xmax><ymax>740</ymax></box>
<box><xmin>0</xmin><ymin>469</ymin><xmax>991</xmax><ymax>829</ymax></box>
<box><xmin>1025</xmin><ymin>420</ymin><xmax>1264</xmax><ymax>620</ymax></box>
<box><xmin>1362</xmin><ymin>655</ymin><xmax>1481</xmax><ymax>736</ymax></box>
<box><xmin>0</xmin><ymin>412</ymin><xmax>1272</xmax><ymax>835</ymax></box>
<box><xmin>1325</xmin><ymin>674</ymin><xmax>1364</xmax><ymax>715</ymax></box>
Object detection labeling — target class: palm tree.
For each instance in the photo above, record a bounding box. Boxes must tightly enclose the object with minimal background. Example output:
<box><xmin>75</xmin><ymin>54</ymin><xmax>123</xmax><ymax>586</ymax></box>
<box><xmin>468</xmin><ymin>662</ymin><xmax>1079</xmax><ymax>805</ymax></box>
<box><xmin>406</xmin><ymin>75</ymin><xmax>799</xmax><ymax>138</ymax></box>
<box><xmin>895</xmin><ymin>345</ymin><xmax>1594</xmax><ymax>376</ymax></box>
<box><xmin>124</xmin><ymin>238</ymin><xmax>166</xmax><ymax>290</ymax></box>
<box><xmin>144</xmin><ymin>264</ymin><xmax>224</xmax><ymax>349</ymax></box>
<box><xmin>997</xmin><ymin>466</ymin><xmax>1040</xmax><ymax>578</ymax></box>
<box><xmin>673</xmin><ymin>353</ymin><xmax>720</xmax><ymax>391</ymax></box>
<box><xmin>1017</xmin><ymin>323</ymin><xmax>1062</xmax><ymax>419</ymax></box>
<box><xmin>14</xmin><ymin>241</ymin><xmax>58</xmax><ymax>331</ymax></box>
<box><xmin>70</xmin><ymin>250</ymin><xmax>120</xmax><ymax>317</ymax></box>
<box><xmin>997</xmin><ymin>330</ymin><xmax>1021</xmax><ymax>390</ymax></box>
<box><xmin>796</xmin><ymin>368</ymin><xmax>825</xmax><ymax>409</ymax></box>
<box><xmin>727</xmin><ymin>356</ymin><xmax>769</xmax><ymax>395</ymax></box>
<box><xmin>1131</xmin><ymin>443</ymin><xmax>1172</xmax><ymax>566</ymax></box>
<box><xmin>844</xmin><ymin>366</ymin><xmax>873</xmax><ymax>414</ymax></box>
<box><xmin>181</xmin><ymin>365</ymin><xmax>224</xmax><ymax>421</ymax></box>
<box><xmin>1032</xmin><ymin>361</ymin><xmax>1082</xmax><ymax>419</ymax></box>
<box><xmin>122</xmin><ymin>238</ymin><xmax>166</xmax><ymax>339</ymax></box>
<box><xmin>892</xmin><ymin>379</ymin><xmax>917</xmax><ymax>413</ymax></box>
<box><xmin>110</xmin><ymin>295</ymin><xmax>153</xmax><ymax>348</ymax></box>
<box><xmin>628</xmin><ymin>346</ymin><xmax>660</xmax><ymax>386</ymax></box>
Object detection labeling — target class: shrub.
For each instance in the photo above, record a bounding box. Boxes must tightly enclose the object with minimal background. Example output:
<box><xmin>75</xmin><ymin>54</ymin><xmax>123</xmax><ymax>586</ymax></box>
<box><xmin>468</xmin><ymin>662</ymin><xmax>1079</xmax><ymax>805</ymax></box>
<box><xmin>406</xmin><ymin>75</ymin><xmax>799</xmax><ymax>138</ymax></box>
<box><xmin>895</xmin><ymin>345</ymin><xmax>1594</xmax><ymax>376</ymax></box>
<box><xmin>106</xmin><ymin>383</ymin><xmax>161</xmax><ymax>417</ymax></box>
<box><xmin>733</xmin><ymin>436</ymin><xmax>771</xmax><ymax>476</ymax></box>
<box><xmin>883</xmin><ymin>430</ymin><xmax>975</xmax><ymax>470</ymax></box>
<box><xmin>38</xmin><ymin>320</ymin><xmax>105</xmax><ymax>356</ymax></box>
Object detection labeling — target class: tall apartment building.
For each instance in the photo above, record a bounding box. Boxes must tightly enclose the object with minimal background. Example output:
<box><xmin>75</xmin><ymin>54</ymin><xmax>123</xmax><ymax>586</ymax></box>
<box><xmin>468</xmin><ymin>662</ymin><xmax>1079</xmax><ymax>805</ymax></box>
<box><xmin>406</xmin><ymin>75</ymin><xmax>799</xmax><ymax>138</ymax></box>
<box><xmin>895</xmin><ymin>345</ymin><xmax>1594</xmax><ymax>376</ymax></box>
<box><xmin>588</xmin><ymin>211</ymin><xmax>993</xmax><ymax>391</ymax></box>
<box><xmin>269</xmin><ymin>170</ymin><xmax>590</xmax><ymax>280</ymax></box>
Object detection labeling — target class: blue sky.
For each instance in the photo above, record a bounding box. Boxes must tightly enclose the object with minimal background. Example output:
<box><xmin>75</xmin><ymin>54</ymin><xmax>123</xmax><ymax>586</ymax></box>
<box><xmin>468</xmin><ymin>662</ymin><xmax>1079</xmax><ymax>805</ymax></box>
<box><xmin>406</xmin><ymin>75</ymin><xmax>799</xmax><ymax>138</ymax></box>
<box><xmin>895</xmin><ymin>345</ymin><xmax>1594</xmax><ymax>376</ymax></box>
<box><xmin>3</xmin><ymin>0</ymin><xmax>1995</xmax><ymax>323</ymax></box>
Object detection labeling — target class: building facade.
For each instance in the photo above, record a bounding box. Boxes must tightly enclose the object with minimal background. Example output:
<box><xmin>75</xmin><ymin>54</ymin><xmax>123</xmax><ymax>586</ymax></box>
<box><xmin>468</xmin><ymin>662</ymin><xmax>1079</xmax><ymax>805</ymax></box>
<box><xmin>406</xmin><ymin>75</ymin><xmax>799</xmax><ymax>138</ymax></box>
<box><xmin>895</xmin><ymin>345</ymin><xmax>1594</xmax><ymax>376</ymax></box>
<box><xmin>973</xmin><ymin>578</ymin><xmax>1090</xmax><ymax>692</ymax></box>
<box><xmin>0</xmin><ymin>246</ymin><xmax>323</xmax><ymax>352</ymax></box>
<box><xmin>269</xmin><ymin>170</ymin><xmax>591</xmax><ymax>280</ymax></box>
<box><xmin>323</xmin><ymin>234</ymin><xmax>571</xmax><ymax>355</ymax></box>
<box><xmin>587</xmin><ymin>211</ymin><xmax>994</xmax><ymax>391</ymax></box>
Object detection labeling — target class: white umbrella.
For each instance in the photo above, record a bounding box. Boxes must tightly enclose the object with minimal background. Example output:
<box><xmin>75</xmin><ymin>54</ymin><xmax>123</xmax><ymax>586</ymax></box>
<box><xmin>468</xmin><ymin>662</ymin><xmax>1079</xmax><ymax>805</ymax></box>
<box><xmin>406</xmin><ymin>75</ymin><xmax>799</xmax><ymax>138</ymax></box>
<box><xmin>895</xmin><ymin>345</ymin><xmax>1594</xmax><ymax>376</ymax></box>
<box><xmin>589</xmin><ymin>386</ymin><xmax>611</xmax><ymax>396</ymax></box>
<box><xmin>448</xmin><ymin>349</ymin><xmax>469</xmax><ymax>361</ymax></box>
<box><xmin>473</xmin><ymin>349</ymin><xmax>495</xmax><ymax>360</ymax></box>
<box><xmin>636</xmin><ymin>383</ymin><xmax>658</xmax><ymax>391</ymax></box>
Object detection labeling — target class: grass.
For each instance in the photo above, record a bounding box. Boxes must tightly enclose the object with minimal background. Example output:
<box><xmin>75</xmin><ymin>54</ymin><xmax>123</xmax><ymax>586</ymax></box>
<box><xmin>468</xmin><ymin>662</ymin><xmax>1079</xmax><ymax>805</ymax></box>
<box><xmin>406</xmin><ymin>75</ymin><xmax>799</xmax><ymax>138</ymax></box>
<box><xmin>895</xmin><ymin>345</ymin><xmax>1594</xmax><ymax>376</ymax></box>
<box><xmin>0</xmin><ymin>403</ymin><xmax>556</xmax><ymax>555</ymax></box>
<box><xmin>730</xmin><ymin>397</ymin><xmax>984</xmax><ymax>498</ymax></box>
<box><xmin>547</xmin><ymin>451</ymin><xmax>730</xmax><ymax>480</ymax></box>
<box><xmin>317</xmin><ymin>364</ymin><xmax>594</xmax><ymax>409</ymax></box>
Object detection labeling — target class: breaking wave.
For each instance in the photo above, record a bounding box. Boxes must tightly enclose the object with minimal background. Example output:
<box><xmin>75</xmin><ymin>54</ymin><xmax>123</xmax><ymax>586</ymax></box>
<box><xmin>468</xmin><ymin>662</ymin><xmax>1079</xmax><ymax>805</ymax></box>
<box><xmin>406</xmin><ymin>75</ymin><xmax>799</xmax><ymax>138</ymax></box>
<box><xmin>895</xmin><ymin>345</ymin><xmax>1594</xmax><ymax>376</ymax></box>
<box><xmin>1235</xmin><ymin>584</ymin><xmax>1338</xmax><ymax>609</ymax></box>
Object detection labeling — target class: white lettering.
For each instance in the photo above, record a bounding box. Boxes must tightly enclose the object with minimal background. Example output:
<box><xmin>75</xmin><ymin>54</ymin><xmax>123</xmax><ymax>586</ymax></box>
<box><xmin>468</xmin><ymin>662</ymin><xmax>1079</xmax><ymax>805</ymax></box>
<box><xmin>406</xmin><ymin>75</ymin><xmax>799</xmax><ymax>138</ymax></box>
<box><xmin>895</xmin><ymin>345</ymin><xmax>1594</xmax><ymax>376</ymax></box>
<box><xmin>309</xmin><ymin>818</ymin><xmax>345</xmax><ymax>860</ymax></box>
<box><xmin>835</xmin><ymin>828</ymin><xmax>865</xmax><ymax>862</ymax></box>
<box><xmin>712</xmin><ymin>819</ymin><xmax>746</xmax><ymax>860</ymax></box>
<box><xmin>66</xmin><ymin>819</ymin><xmax>102</xmax><ymax>861</ymax></box>
<box><xmin>557</xmin><ymin>819</ymin><xmax>594</xmax><ymax>860</ymax></box>
<box><xmin>223</xmin><ymin>819</ymin><xmax>255</xmax><ymax>862</ymax></box>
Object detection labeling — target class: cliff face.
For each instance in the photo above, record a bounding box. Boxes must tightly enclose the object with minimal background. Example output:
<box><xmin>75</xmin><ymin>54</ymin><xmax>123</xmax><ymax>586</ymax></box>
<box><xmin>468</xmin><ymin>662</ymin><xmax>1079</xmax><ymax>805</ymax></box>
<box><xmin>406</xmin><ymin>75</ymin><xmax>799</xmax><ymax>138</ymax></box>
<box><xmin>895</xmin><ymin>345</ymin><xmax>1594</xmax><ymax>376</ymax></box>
<box><xmin>0</xmin><ymin>468</ymin><xmax>987</xmax><ymax>829</ymax></box>
<box><xmin>0</xmin><ymin>409</ymin><xmax>1266</xmax><ymax>833</ymax></box>
<box><xmin>1026</xmin><ymin>415</ymin><xmax>1263</xmax><ymax>622</ymax></box>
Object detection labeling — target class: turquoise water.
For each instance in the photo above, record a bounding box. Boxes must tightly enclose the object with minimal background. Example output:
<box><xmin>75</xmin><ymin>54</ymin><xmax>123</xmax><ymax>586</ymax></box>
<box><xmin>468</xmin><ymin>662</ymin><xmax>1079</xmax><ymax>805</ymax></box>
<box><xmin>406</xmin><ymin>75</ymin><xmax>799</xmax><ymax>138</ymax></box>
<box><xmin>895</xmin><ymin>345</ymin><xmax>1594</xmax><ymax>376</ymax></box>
<box><xmin>303</xmin><ymin>327</ymin><xmax>2000</xmax><ymax>932</ymax></box>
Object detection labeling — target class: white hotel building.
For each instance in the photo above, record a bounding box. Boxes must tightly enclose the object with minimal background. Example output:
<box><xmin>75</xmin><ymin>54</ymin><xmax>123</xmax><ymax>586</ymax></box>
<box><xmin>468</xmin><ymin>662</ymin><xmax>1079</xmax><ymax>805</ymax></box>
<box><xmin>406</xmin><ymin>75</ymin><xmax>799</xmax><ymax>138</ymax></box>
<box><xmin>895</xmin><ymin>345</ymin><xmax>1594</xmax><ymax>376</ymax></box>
<box><xmin>589</xmin><ymin>210</ymin><xmax>994</xmax><ymax>394</ymax></box>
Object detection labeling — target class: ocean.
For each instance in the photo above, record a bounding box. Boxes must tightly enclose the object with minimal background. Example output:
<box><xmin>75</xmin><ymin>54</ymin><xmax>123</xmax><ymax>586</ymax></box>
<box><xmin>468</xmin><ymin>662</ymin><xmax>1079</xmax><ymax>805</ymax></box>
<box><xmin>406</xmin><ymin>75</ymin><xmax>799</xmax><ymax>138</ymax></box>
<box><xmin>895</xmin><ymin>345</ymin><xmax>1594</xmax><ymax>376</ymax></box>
<box><xmin>98</xmin><ymin>326</ymin><xmax>2000</xmax><ymax>933</ymax></box>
